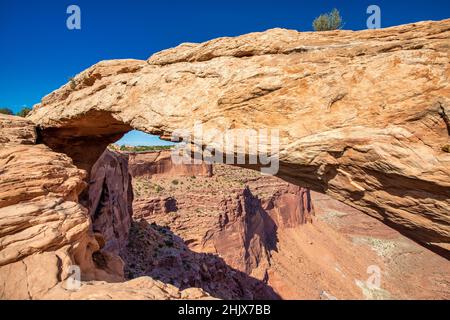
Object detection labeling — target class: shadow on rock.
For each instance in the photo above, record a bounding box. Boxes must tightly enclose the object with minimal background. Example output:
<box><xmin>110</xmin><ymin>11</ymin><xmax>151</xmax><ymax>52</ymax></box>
<box><xmin>120</xmin><ymin>219</ymin><xmax>281</xmax><ymax>300</ymax></box>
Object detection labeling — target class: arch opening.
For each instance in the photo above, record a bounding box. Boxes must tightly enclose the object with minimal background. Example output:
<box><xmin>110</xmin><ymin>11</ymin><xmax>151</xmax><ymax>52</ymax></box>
<box><xmin>80</xmin><ymin>126</ymin><xmax>450</xmax><ymax>300</ymax></box>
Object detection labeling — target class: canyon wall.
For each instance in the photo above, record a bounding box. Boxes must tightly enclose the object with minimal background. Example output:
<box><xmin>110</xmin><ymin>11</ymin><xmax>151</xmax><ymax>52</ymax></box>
<box><xmin>0</xmin><ymin>115</ymin><xmax>117</xmax><ymax>298</ymax></box>
<box><xmin>89</xmin><ymin>149</ymin><xmax>133</xmax><ymax>255</ymax></box>
<box><xmin>129</xmin><ymin>155</ymin><xmax>450</xmax><ymax>299</ymax></box>
<box><xmin>131</xmin><ymin>156</ymin><xmax>316</xmax><ymax>283</ymax></box>
<box><xmin>213</xmin><ymin>186</ymin><xmax>314</xmax><ymax>276</ymax></box>
<box><xmin>128</xmin><ymin>151</ymin><xmax>213</xmax><ymax>178</ymax></box>
<box><xmin>29</xmin><ymin>19</ymin><xmax>450</xmax><ymax>249</ymax></box>
<box><xmin>128</xmin><ymin>154</ymin><xmax>315</xmax><ymax>298</ymax></box>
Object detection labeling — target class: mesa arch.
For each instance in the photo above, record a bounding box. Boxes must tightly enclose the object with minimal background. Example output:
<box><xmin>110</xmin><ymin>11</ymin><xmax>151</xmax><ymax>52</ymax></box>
<box><xmin>28</xmin><ymin>19</ymin><xmax>450</xmax><ymax>252</ymax></box>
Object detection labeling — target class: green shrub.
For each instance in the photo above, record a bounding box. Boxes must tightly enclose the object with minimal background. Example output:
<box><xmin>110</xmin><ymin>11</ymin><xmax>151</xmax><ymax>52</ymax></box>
<box><xmin>0</xmin><ymin>108</ymin><xmax>14</xmax><ymax>115</ymax></box>
<box><xmin>171</xmin><ymin>179</ymin><xmax>179</xmax><ymax>185</ymax></box>
<box><xmin>118</xmin><ymin>145</ymin><xmax>173</xmax><ymax>152</ymax></box>
<box><xmin>16</xmin><ymin>107</ymin><xmax>32</xmax><ymax>117</ymax></box>
<box><xmin>69</xmin><ymin>77</ymin><xmax>77</xmax><ymax>90</ymax></box>
<box><xmin>313</xmin><ymin>8</ymin><xmax>344</xmax><ymax>31</ymax></box>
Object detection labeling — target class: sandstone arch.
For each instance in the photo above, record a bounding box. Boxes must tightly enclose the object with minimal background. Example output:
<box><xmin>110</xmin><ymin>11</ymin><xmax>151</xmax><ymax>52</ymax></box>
<box><xmin>1</xmin><ymin>19</ymin><xmax>449</xmax><ymax>300</ymax></box>
<box><xmin>29</xmin><ymin>20</ymin><xmax>450</xmax><ymax>249</ymax></box>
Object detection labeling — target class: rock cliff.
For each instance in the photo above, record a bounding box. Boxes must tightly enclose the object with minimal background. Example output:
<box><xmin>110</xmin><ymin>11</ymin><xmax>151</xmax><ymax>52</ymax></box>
<box><xmin>0</xmin><ymin>115</ymin><xmax>107</xmax><ymax>298</ymax></box>
<box><xmin>128</xmin><ymin>150</ymin><xmax>213</xmax><ymax>178</ymax></box>
<box><xmin>89</xmin><ymin>149</ymin><xmax>133</xmax><ymax>254</ymax></box>
<box><xmin>29</xmin><ymin>20</ymin><xmax>450</xmax><ymax>248</ymax></box>
<box><xmin>0</xmin><ymin>115</ymin><xmax>211</xmax><ymax>299</ymax></box>
<box><xmin>213</xmin><ymin>186</ymin><xmax>314</xmax><ymax>276</ymax></box>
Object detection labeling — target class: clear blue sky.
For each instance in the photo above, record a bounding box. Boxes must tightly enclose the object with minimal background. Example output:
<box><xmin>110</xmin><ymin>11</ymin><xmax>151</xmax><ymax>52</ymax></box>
<box><xmin>1</xmin><ymin>0</ymin><xmax>449</xmax><ymax>145</ymax></box>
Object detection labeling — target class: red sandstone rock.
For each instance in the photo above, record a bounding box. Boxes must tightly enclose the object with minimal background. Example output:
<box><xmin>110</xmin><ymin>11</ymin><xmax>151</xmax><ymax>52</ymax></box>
<box><xmin>89</xmin><ymin>149</ymin><xmax>133</xmax><ymax>254</ymax></box>
<box><xmin>128</xmin><ymin>151</ymin><xmax>213</xmax><ymax>178</ymax></box>
<box><xmin>133</xmin><ymin>197</ymin><xmax>178</xmax><ymax>218</ymax></box>
<box><xmin>0</xmin><ymin>116</ymin><xmax>213</xmax><ymax>299</ymax></box>
<box><xmin>1</xmin><ymin>20</ymin><xmax>450</xmax><ymax>300</ymax></box>
<box><xmin>131</xmin><ymin>162</ymin><xmax>316</xmax><ymax>283</ymax></box>
<box><xmin>214</xmin><ymin>186</ymin><xmax>314</xmax><ymax>276</ymax></box>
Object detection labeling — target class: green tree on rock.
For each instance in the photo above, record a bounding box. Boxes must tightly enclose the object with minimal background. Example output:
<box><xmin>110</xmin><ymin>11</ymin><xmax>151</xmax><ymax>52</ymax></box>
<box><xmin>17</xmin><ymin>107</ymin><xmax>32</xmax><ymax>117</ymax></box>
<box><xmin>313</xmin><ymin>8</ymin><xmax>344</xmax><ymax>31</ymax></box>
<box><xmin>0</xmin><ymin>108</ymin><xmax>14</xmax><ymax>115</ymax></box>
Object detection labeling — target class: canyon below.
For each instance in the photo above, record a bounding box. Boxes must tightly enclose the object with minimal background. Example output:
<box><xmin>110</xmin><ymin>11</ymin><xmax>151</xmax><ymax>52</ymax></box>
<box><xmin>0</xmin><ymin>18</ymin><xmax>450</xmax><ymax>300</ymax></box>
<box><xmin>124</xmin><ymin>149</ymin><xmax>450</xmax><ymax>300</ymax></box>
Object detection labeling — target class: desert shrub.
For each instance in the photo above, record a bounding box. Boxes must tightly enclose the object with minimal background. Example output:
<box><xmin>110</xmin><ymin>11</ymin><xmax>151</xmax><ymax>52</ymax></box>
<box><xmin>442</xmin><ymin>145</ymin><xmax>450</xmax><ymax>153</ymax></box>
<box><xmin>171</xmin><ymin>179</ymin><xmax>179</xmax><ymax>185</ymax></box>
<box><xmin>16</xmin><ymin>107</ymin><xmax>32</xmax><ymax>117</ymax></box>
<box><xmin>69</xmin><ymin>77</ymin><xmax>77</xmax><ymax>90</ymax></box>
<box><xmin>313</xmin><ymin>8</ymin><xmax>344</xmax><ymax>31</ymax></box>
<box><xmin>119</xmin><ymin>145</ymin><xmax>173</xmax><ymax>152</ymax></box>
<box><xmin>0</xmin><ymin>108</ymin><xmax>14</xmax><ymax>115</ymax></box>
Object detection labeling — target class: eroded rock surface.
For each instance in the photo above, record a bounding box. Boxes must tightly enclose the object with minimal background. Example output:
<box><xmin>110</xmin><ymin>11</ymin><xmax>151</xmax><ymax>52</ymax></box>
<box><xmin>213</xmin><ymin>185</ymin><xmax>313</xmax><ymax>276</ymax></box>
<box><xmin>29</xmin><ymin>20</ymin><xmax>450</xmax><ymax>248</ymax></box>
<box><xmin>120</xmin><ymin>220</ymin><xmax>280</xmax><ymax>300</ymax></box>
<box><xmin>0</xmin><ymin>116</ymin><xmax>212</xmax><ymax>300</ymax></box>
<box><xmin>0</xmin><ymin>115</ymin><xmax>101</xmax><ymax>298</ymax></box>
<box><xmin>89</xmin><ymin>149</ymin><xmax>133</xmax><ymax>254</ymax></box>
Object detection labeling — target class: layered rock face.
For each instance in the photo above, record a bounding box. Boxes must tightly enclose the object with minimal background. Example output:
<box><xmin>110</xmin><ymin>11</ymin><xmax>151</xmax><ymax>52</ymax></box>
<box><xmin>29</xmin><ymin>20</ymin><xmax>450</xmax><ymax>249</ymax></box>
<box><xmin>128</xmin><ymin>151</ymin><xmax>213</xmax><ymax>178</ymax></box>
<box><xmin>89</xmin><ymin>149</ymin><xmax>133</xmax><ymax>254</ymax></box>
<box><xmin>85</xmin><ymin>149</ymin><xmax>134</xmax><ymax>279</ymax></box>
<box><xmin>213</xmin><ymin>186</ymin><xmax>313</xmax><ymax>276</ymax></box>
<box><xmin>0</xmin><ymin>115</ymin><xmax>102</xmax><ymax>298</ymax></box>
<box><xmin>0</xmin><ymin>115</ymin><xmax>211</xmax><ymax>300</ymax></box>
<box><xmin>1</xmin><ymin>20</ymin><xmax>450</xmax><ymax>300</ymax></box>
<box><xmin>1</xmin><ymin>112</ymin><xmax>449</xmax><ymax>299</ymax></box>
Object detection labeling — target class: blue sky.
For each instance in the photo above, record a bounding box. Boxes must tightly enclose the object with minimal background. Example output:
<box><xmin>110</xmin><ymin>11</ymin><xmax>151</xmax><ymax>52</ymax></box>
<box><xmin>118</xmin><ymin>130</ymin><xmax>175</xmax><ymax>146</ymax></box>
<box><xmin>1</xmin><ymin>0</ymin><xmax>449</xmax><ymax>145</ymax></box>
